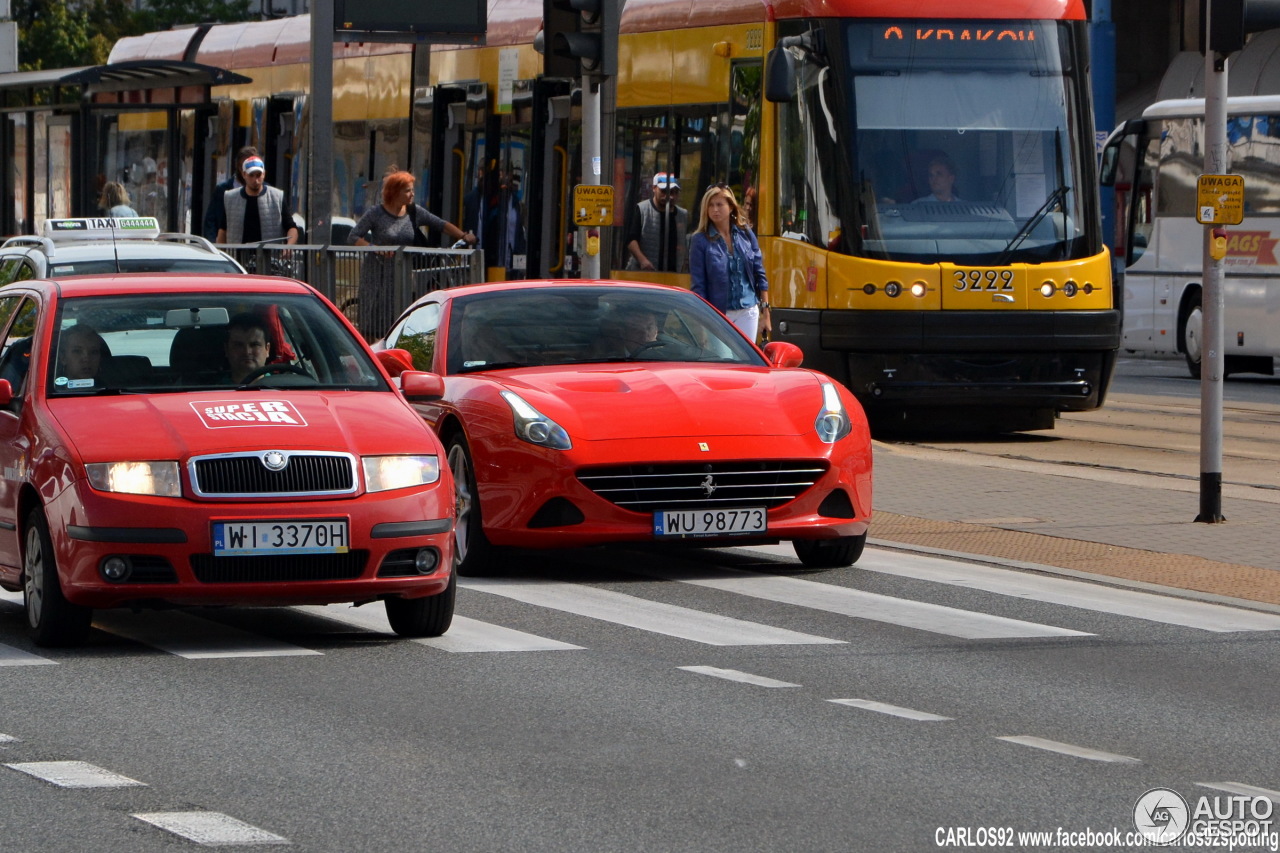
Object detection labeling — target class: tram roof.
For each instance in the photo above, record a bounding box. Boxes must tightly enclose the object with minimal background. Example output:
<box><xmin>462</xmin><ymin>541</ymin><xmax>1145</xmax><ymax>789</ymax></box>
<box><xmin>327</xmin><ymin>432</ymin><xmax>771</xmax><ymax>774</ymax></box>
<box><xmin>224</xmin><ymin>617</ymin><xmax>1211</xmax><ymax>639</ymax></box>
<box><xmin>109</xmin><ymin>0</ymin><xmax>1087</xmax><ymax>66</ymax></box>
<box><xmin>0</xmin><ymin>60</ymin><xmax>250</xmax><ymax>95</ymax></box>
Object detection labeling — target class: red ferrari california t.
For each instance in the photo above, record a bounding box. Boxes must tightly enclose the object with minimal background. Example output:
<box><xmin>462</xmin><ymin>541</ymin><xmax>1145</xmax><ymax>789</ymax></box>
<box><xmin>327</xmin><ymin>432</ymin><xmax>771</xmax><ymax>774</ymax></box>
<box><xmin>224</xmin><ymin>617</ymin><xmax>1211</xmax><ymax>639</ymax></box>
<box><xmin>374</xmin><ymin>280</ymin><xmax>872</xmax><ymax>575</ymax></box>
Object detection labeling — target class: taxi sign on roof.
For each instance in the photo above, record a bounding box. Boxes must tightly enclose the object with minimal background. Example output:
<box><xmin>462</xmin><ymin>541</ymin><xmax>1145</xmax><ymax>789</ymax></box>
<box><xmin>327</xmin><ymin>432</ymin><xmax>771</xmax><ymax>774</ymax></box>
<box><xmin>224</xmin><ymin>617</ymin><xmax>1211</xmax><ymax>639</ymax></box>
<box><xmin>43</xmin><ymin>217</ymin><xmax>162</xmax><ymax>241</ymax></box>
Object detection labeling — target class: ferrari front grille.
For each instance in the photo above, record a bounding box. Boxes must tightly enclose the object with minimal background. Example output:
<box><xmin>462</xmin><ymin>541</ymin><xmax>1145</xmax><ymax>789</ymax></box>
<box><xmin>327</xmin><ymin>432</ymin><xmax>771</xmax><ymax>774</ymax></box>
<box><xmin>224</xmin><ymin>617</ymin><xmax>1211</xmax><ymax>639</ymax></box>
<box><xmin>190</xmin><ymin>451</ymin><xmax>357</xmax><ymax>497</ymax></box>
<box><xmin>577</xmin><ymin>461</ymin><xmax>827</xmax><ymax>513</ymax></box>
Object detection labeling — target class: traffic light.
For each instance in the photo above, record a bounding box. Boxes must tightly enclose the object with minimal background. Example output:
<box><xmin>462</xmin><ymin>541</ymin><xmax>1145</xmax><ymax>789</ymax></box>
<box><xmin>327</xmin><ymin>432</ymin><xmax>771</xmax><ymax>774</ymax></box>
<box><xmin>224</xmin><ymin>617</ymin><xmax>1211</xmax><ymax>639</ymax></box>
<box><xmin>540</xmin><ymin>0</ymin><xmax>617</xmax><ymax>79</ymax></box>
<box><xmin>1203</xmin><ymin>0</ymin><xmax>1280</xmax><ymax>53</ymax></box>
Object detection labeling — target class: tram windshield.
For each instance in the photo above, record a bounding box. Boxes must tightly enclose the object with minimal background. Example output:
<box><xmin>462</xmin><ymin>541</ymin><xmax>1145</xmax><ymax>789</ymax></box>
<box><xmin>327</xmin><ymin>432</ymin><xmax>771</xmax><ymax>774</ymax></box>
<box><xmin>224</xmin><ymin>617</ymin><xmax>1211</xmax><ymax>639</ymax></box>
<box><xmin>838</xmin><ymin>21</ymin><xmax>1092</xmax><ymax>266</ymax></box>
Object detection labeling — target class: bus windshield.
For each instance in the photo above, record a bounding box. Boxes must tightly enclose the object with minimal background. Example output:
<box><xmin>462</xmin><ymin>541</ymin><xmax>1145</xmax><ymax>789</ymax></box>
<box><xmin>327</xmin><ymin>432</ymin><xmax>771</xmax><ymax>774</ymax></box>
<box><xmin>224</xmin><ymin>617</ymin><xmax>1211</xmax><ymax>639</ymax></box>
<box><xmin>845</xmin><ymin>21</ymin><xmax>1091</xmax><ymax>266</ymax></box>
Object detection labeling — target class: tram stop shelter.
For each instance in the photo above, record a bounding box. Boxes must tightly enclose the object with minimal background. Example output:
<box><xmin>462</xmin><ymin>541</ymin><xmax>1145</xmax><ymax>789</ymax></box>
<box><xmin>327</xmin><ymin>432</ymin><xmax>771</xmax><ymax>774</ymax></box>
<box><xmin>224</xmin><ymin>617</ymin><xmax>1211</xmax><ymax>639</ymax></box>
<box><xmin>0</xmin><ymin>60</ymin><xmax>251</xmax><ymax>237</ymax></box>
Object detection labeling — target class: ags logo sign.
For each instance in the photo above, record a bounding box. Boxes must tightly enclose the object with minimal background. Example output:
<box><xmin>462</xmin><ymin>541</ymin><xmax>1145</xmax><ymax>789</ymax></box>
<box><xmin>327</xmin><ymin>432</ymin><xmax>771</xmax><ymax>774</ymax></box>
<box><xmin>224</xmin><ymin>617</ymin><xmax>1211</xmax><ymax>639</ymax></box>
<box><xmin>1224</xmin><ymin>231</ymin><xmax>1280</xmax><ymax>266</ymax></box>
<box><xmin>191</xmin><ymin>400</ymin><xmax>308</xmax><ymax>428</ymax></box>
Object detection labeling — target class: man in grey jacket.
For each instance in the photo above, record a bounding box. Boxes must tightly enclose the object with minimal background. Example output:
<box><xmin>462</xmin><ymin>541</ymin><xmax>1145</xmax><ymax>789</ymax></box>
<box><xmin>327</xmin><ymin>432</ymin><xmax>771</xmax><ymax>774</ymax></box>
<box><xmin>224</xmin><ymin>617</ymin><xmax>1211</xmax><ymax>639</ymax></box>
<box><xmin>215</xmin><ymin>156</ymin><xmax>299</xmax><ymax>246</ymax></box>
<box><xmin>624</xmin><ymin>172</ymin><xmax>687</xmax><ymax>272</ymax></box>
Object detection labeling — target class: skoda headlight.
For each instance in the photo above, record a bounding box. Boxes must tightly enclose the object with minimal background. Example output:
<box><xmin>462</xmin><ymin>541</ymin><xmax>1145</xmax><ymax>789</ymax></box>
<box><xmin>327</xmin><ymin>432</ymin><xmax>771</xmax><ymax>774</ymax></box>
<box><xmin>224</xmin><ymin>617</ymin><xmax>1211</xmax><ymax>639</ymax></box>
<box><xmin>501</xmin><ymin>390</ymin><xmax>571</xmax><ymax>450</ymax></box>
<box><xmin>85</xmin><ymin>461</ymin><xmax>182</xmax><ymax>497</ymax></box>
<box><xmin>815</xmin><ymin>381</ymin><xmax>852</xmax><ymax>443</ymax></box>
<box><xmin>363</xmin><ymin>455</ymin><xmax>441</xmax><ymax>492</ymax></box>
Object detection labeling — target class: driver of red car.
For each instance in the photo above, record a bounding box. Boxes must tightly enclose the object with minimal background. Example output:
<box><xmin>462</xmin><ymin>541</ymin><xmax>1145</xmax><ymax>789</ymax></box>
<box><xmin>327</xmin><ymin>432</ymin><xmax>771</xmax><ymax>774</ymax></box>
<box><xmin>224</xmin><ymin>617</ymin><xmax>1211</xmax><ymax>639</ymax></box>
<box><xmin>224</xmin><ymin>312</ymin><xmax>272</xmax><ymax>383</ymax></box>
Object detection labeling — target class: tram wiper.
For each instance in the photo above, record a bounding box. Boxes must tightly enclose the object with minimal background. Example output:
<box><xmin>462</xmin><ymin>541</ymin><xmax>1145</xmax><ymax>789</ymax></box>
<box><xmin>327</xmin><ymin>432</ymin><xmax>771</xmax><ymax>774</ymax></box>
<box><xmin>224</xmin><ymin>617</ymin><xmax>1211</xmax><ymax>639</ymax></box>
<box><xmin>995</xmin><ymin>184</ymin><xmax>1069</xmax><ymax>266</ymax></box>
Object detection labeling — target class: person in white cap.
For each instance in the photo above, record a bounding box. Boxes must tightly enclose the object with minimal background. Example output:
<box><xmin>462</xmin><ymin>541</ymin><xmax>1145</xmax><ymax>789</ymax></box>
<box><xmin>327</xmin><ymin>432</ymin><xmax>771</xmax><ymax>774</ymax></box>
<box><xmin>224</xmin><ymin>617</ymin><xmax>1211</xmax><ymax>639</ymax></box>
<box><xmin>216</xmin><ymin>155</ymin><xmax>299</xmax><ymax>247</ymax></box>
<box><xmin>624</xmin><ymin>171</ymin><xmax>688</xmax><ymax>272</ymax></box>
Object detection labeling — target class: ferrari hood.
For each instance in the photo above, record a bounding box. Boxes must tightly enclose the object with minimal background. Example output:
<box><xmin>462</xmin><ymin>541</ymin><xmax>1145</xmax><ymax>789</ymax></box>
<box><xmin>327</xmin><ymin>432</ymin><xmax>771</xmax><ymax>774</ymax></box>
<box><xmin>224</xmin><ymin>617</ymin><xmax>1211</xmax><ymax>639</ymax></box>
<box><xmin>48</xmin><ymin>392</ymin><xmax>436</xmax><ymax>463</ymax></box>
<box><xmin>496</xmin><ymin>366</ymin><xmax>825</xmax><ymax>441</ymax></box>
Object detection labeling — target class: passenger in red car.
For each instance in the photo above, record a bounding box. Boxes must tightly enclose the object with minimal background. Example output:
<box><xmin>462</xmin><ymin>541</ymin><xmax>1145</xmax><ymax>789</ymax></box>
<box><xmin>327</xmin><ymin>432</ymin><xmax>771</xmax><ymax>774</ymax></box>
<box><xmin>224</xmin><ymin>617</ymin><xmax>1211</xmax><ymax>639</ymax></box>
<box><xmin>224</xmin><ymin>313</ymin><xmax>271</xmax><ymax>383</ymax></box>
<box><xmin>57</xmin><ymin>324</ymin><xmax>107</xmax><ymax>381</ymax></box>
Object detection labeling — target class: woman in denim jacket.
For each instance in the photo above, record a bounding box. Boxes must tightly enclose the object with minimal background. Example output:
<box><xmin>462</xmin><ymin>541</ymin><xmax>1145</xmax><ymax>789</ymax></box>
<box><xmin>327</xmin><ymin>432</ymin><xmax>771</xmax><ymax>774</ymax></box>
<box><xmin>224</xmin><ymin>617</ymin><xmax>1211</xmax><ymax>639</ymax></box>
<box><xmin>689</xmin><ymin>183</ymin><xmax>770</xmax><ymax>343</ymax></box>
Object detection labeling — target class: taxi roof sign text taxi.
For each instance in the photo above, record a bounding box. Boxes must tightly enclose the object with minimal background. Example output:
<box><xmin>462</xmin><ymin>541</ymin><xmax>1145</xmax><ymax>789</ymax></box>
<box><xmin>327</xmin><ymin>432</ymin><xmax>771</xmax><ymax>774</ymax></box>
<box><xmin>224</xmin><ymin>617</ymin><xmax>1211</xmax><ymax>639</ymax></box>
<box><xmin>43</xmin><ymin>217</ymin><xmax>163</xmax><ymax>241</ymax></box>
<box><xmin>1196</xmin><ymin>174</ymin><xmax>1244</xmax><ymax>225</ymax></box>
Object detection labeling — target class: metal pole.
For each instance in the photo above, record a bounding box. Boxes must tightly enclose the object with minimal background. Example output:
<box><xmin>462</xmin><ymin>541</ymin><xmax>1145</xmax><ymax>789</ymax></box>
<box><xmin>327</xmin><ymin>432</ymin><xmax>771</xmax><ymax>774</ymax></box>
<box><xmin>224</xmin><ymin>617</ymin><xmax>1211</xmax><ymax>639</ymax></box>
<box><xmin>581</xmin><ymin>75</ymin><xmax>602</xmax><ymax>279</ymax></box>
<box><xmin>1198</xmin><ymin>43</ymin><xmax>1227</xmax><ymax>523</ymax></box>
<box><xmin>309</xmin><ymin>0</ymin><xmax>335</xmax><ymax>295</ymax></box>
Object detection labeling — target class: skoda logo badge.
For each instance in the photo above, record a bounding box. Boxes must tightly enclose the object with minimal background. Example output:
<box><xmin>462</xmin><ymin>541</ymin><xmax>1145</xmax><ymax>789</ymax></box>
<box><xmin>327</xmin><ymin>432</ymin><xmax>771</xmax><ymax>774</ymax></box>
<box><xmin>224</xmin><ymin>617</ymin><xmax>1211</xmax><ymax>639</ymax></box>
<box><xmin>262</xmin><ymin>450</ymin><xmax>288</xmax><ymax>471</ymax></box>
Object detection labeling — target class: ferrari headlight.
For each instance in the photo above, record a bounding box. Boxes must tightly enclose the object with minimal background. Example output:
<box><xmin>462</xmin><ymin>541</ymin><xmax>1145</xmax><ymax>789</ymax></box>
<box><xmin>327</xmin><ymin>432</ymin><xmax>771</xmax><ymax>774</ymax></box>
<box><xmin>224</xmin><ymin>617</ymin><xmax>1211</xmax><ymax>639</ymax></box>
<box><xmin>363</xmin><ymin>455</ymin><xmax>441</xmax><ymax>492</ymax></box>
<box><xmin>815</xmin><ymin>382</ymin><xmax>852</xmax><ymax>443</ymax></box>
<box><xmin>85</xmin><ymin>461</ymin><xmax>182</xmax><ymax>497</ymax></box>
<box><xmin>501</xmin><ymin>390</ymin><xmax>571</xmax><ymax>450</ymax></box>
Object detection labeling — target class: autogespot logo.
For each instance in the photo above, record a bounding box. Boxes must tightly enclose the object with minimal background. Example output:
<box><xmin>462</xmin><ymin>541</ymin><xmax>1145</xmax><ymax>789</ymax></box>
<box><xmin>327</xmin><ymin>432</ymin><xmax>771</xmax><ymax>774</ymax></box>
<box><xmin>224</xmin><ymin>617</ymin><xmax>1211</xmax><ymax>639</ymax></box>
<box><xmin>1135</xmin><ymin>787</ymin><xmax>1190</xmax><ymax>844</ymax></box>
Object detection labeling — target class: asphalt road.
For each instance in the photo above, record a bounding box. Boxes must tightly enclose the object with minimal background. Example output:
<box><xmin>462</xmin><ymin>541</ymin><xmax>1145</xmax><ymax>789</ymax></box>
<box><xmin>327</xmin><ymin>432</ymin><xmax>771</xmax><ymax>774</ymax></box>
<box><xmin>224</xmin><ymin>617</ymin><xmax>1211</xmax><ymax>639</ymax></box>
<box><xmin>2</xmin><ymin>536</ymin><xmax>1278</xmax><ymax>852</ymax></box>
<box><xmin>2</xmin><ymin>356</ymin><xmax>1277</xmax><ymax>852</ymax></box>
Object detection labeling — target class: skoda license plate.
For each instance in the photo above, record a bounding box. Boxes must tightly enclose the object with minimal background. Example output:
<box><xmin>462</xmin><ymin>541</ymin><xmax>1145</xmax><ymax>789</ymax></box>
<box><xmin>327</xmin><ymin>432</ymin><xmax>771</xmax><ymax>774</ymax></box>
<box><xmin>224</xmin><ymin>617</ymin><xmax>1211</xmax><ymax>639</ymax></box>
<box><xmin>213</xmin><ymin>519</ymin><xmax>349</xmax><ymax>556</ymax></box>
<box><xmin>654</xmin><ymin>507</ymin><xmax>766</xmax><ymax>538</ymax></box>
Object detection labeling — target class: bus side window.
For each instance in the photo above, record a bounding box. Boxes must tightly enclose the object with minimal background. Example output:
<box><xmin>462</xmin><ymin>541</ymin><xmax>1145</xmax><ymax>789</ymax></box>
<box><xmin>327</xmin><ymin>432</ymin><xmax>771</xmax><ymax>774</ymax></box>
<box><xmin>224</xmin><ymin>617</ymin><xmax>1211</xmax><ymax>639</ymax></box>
<box><xmin>1130</xmin><ymin>136</ymin><xmax>1161</xmax><ymax>264</ymax></box>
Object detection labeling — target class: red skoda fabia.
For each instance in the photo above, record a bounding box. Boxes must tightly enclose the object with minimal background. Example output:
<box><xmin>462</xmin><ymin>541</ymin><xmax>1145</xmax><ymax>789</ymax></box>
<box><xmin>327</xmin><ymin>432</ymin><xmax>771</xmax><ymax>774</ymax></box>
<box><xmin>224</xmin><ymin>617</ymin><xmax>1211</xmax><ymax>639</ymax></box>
<box><xmin>0</xmin><ymin>274</ymin><xmax>455</xmax><ymax>646</ymax></box>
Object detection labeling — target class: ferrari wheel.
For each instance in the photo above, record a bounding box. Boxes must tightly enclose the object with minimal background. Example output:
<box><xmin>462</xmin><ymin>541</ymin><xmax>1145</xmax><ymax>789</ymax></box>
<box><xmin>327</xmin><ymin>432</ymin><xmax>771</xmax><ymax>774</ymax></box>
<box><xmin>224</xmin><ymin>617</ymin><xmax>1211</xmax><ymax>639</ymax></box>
<box><xmin>793</xmin><ymin>533</ymin><xmax>866</xmax><ymax>569</ymax></box>
<box><xmin>385</xmin><ymin>572</ymin><xmax>455</xmax><ymax>637</ymax></box>
<box><xmin>23</xmin><ymin>508</ymin><xmax>92</xmax><ymax>647</ymax></box>
<box><xmin>446</xmin><ymin>435</ymin><xmax>502</xmax><ymax>576</ymax></box>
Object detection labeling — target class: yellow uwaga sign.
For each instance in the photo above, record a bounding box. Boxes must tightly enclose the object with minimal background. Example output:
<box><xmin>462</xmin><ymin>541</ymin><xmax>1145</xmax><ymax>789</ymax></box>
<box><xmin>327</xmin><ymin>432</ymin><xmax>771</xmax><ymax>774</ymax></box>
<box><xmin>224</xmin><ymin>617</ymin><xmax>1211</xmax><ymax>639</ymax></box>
<box><xmin>573</xmin><ymin>185</ymin><xmax>614</xmax><ymax>226</ymax></box>
<box><xmin>1197</xmin><ymin>174</ymin><xmax>1244</xmax><ymax>225</ymax></box>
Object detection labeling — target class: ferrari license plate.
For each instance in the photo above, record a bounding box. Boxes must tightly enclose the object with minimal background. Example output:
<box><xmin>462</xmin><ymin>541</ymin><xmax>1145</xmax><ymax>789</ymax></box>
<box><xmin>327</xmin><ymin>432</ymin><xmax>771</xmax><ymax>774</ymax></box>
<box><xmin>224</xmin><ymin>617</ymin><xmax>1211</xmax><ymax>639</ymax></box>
<box><xmin>653</xmin><ymin>507</ymin><xmax>767</xmax><ymax>538</ymax></box>
<box><xmin>213</xmin><ymin>519</ymin><xmax>349</xmax><ymax>556</ymax></box>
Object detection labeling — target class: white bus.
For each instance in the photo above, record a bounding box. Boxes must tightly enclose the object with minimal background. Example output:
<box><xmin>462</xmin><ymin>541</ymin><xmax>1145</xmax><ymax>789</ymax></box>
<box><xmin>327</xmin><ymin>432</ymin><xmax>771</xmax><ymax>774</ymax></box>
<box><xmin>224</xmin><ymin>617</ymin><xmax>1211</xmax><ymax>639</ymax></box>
<box><xmin>1101</xmin><ymin>95</ymin><xmax>1280</xmax><ymax>378</ymax></box>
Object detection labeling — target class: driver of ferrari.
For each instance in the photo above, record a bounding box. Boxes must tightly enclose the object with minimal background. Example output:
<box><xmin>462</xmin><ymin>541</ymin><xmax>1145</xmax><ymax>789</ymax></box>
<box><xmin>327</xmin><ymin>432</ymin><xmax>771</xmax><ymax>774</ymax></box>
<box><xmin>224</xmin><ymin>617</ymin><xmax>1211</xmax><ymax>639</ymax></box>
<box><xmin>224</xmin><ymin>312</ymin><xmax>271</xmax><ymax>383</ymax></box>
<box><xmin>593</xmin><ymin>303</ymin><xmax>660</xmax><ymax>357</ymax></box>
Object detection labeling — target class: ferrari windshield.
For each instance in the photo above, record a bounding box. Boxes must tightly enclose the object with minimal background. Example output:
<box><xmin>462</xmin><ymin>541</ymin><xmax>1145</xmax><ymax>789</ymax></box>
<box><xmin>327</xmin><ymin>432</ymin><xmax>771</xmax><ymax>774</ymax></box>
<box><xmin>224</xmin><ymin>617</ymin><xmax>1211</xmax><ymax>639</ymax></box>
<box><xmin>443</xmin><ymin>286</ymin><xmax>768</xmax><ymax>374</ymax></box>
<box><xmin>48</xmin><ymin>291</ymin><xmax>386</xmax><ymax>394</ymax></box>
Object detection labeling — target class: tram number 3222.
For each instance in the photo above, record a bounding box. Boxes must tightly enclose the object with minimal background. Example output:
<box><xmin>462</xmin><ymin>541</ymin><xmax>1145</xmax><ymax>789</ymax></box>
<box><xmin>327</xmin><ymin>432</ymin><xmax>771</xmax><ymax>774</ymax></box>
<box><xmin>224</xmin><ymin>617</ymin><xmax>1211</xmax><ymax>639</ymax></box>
<box><xmin>953</xmin><ymin>269</ymin><xmax>1016</xmax><ymax>291</ymax></box>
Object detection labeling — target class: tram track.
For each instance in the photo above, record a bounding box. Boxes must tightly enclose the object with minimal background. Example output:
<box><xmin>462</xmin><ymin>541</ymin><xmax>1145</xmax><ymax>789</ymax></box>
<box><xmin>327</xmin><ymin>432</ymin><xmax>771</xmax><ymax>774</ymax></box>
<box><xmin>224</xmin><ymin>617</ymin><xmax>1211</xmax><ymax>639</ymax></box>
<box><xmin>880</xmin><ymin>391</ymin><xmax>1280</xmax><ymax>496</ymax></box>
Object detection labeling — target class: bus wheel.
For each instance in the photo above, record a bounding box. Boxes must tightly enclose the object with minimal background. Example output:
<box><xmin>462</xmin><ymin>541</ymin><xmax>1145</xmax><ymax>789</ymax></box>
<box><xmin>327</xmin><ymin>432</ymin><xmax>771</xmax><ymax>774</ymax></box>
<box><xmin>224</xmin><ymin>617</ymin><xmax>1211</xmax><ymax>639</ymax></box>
<box><xmin>1182</xmin><ymin>292</ymin><xmax>1203</xmax><ymax>379</ymax></box>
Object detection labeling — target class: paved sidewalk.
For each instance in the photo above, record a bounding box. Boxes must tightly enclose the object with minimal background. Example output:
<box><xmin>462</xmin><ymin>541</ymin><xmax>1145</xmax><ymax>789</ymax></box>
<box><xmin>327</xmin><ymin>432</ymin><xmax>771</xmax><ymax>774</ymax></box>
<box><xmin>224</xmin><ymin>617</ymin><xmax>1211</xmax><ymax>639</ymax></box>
<box><xmin>869</xmin><ymin>442</ymin><xmax>1280</xmax><ymax>609</ymax></box>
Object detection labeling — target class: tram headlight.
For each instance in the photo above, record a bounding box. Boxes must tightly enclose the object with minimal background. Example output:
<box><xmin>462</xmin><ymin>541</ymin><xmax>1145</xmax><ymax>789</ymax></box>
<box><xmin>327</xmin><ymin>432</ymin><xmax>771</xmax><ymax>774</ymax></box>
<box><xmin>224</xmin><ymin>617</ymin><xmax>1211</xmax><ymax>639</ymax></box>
<box><xmin>814</xmin><ymin>381</ymin><xmax>852</xmax><ymax>443</ymax></box>
<box><xmin>910</xmin><ymin>281</ymin><xmax>928</xmax><ymax>298</ymax></box>
<box><xmin>1063</xmin><ymin>280</ymin><xmax>1079</xmax><ymax>297</ymax></box>
<box><xmin>1040</xmin><ymin>281</ymin><xmax>1057</xmax><ymax>297</ymax></box>
<box><xmin>884</xmin><ymin>281</ymin><xmax>902</xmax><ymax>298</ymax></box>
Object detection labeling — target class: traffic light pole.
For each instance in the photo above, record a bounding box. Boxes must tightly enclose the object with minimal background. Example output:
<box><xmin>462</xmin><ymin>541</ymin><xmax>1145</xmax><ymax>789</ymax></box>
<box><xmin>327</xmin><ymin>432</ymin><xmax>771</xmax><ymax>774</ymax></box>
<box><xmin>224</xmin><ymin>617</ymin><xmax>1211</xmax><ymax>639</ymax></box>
<box><xmin>581</xmin><ymin>76</ymin><xmax>602</xmax><ymax>279</ymax></box>
<box><xmin>1198</xmin><ymin>43</ymin><xmax>1227</xmax><ymax>523</ymax></box>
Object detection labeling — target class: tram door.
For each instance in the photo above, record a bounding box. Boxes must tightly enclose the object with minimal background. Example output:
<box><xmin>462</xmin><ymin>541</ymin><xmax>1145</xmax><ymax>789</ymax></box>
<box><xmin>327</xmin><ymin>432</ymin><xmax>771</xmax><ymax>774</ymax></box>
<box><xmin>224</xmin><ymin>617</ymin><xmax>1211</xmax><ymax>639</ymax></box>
<box><xmin>527</xmin><ymin>78</ymin><xmax>573</xmax><ymax>278</ymax></box>
<box><xmin>494</xmin><ymin>80</ymin><xmax>534</xmax><ymax>280</ymax></box>
<box><xmin>429</xmin><ymin>83</ymin><xmax>489</xmax><ymax>253</ymax></box>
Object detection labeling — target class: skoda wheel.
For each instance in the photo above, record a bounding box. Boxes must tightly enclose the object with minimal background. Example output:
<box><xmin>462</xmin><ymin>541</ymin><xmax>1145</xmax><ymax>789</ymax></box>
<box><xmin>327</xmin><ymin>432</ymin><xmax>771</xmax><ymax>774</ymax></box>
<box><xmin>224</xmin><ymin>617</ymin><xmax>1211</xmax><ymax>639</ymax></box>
<box><xmin>23</xmin><ymin>508</ymin><xmax>92</xmax><ymax>647</ymax></box>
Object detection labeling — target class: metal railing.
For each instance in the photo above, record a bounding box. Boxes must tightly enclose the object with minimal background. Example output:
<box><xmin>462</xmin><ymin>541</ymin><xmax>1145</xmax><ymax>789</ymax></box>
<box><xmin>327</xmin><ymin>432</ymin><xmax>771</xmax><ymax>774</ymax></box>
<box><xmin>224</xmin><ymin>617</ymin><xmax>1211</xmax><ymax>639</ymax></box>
<box><xmin>217</xmin><ymin>241</ymin><xmax>484</xmax><ymax>332</ymax></box>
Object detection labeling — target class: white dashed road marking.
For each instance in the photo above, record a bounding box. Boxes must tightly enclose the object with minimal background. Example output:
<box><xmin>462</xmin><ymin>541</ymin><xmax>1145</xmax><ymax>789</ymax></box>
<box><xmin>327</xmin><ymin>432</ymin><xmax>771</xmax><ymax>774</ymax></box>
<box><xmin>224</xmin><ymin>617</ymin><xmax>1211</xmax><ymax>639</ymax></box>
<box><xmin>1197</xmin><ymin>782</ymin><xmax>1280</xmax><ymax>804</ymax></box>
<box><xmin>858</xmin><ymin>549</ymin><xmax>1280</xmax><ymax>633</ymax></box>
<box><xmin>645</xmin><ymin>566</ymin><xmax>1089</xmax><ymax>640</ymax></box>
<box><xmin>132</xmin><ymin>811</ymin><xmax>289</xmax><ymax>846</ymax></box>
<box><xmin>678</xmin><ymin>666</ymin><xmax>800</xmax><ymax>687</ymax></box>
<box><xmin>0</xmin><ymin>644</ymin><xmax>56</xmax><ymax>666</ymax></box>
<box><xmin>5</xmin><ymin>760</ymin><xmax>146</xmax><ymax>788</ymax></box>
<box><xmin>995</xmin><ymin>735</ymin><xmax>1141</xmax><ymax>763</ymax></box>
<box><xmin>828</xmin><ymin>698</ymin><xmax>953</xmax><ymax>721</ymax></box>
<box><xmin>462</xmin><ymin>577</ymin><xmax>843</xmax><ymax>646</ymax></box>
<box><xmin>93</xmin><ymin>610</ymin><xmax>322</xmax><ymax>659</ymax></box>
